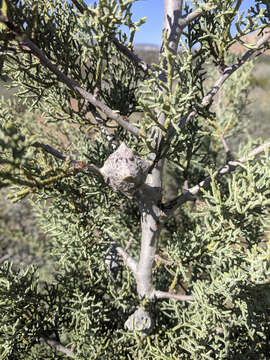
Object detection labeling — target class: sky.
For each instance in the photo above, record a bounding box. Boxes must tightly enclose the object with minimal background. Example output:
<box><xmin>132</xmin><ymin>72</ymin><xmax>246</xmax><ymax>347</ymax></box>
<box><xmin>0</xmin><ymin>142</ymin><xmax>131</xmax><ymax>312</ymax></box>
<box><xmin>85</xmin><ymin>0</ymin><xmax>261</xmax><ymax>45</ymax></box>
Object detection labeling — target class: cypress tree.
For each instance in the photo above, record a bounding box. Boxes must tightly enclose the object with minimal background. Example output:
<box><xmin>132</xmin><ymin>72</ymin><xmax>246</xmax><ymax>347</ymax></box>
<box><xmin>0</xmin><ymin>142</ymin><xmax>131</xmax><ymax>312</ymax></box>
<box><xmin>0</xmin><ymin>1</ymin><xmax>270</xmax><ymax>358</ymax></box>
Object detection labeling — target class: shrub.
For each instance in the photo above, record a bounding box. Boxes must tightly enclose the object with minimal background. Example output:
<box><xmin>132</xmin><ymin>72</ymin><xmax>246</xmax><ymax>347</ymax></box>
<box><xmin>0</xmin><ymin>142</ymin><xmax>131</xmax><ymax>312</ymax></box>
<box><xmin>0</xmin><ymin>0</ymin><xmax>270</xmax><ymax>359</ymax></box>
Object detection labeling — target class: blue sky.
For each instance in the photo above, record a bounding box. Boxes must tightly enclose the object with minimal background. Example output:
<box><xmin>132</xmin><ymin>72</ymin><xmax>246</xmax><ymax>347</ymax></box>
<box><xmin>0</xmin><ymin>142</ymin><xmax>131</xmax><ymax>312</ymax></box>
<box><xmin>85</xmin><ymin>0</ymin><xmax>261</xmax><ymax>45</ymax></box>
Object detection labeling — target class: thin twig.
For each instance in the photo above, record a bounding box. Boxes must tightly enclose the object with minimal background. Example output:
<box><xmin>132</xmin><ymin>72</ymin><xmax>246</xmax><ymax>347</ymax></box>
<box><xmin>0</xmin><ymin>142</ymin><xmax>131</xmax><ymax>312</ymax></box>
<box><xmin>0</xmin><ymin>14</ymin><xmax>142</xmax><ymax>138</ymax></box>
<box><xmin>162</xmin><ymin>141</ymin><xmax>270</xmax><ymax>214</ymax></box>
<box><xmin>110</xmin><ymin>36</ymin><xmax>154</xmax><ymax>74</ymax></box>
<box><xmin>219</xmin><ymin>133</ymin><xmax>233</xmax><ymax>162</ymax></box>
<box><xmin>33</xmin><ymin>142</ymin><xmax>101</xmax><ymax>175</ymax></box>
<box><xmin>156</xmin><ymin>27</ymin><xmax>270</xmax><ymax>164</ymax></box>
<box><xmin>70</xmin><ymin>0</ymin><xmax>154</xmax><ymax>74</ymax></box>
<box><xmin>70</xmin><ymin>0</ymin><xmax>86</xmax><ymax>13</ymax></box>
<box><xmin>180</xmin><ymin>27</ymin><xmax>270</xmax><ymax>128</ymax></box>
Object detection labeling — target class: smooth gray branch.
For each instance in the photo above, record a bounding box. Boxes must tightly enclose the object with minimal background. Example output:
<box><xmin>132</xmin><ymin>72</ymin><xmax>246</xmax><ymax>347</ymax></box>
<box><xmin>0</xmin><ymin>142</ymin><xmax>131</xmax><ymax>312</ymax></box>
<box><xmin>152</xmin><ymin>2</ymin><xmax>215</xmax><ymax>165</ymax></box>
<box><xmin>163</xmin><ymin>0</ymin><xmax>183</xmax><ymax>54</ymax></box>
<box><xmin>152</xmin><ymin>290</ymin><xmax>193</xmax><ymax>301</ymax></box>
<box><xmin>163</xmin><ymin>141</ymin><xmax>270</xmax><ymax>214</ymax></box>
<box><xmin>40</xmin><ymin>338</ymin><xmax>74</xmax><ymax>358</ymax></box>
<box><xmin>163</xmin><ymin>1</ymin><xmax>214</xmax><ymax>54</ymax></box>
<box><xmin>179</xmin><ymin>6</ymin><xmax>211</xmax><ymax>29</ymax></box>
<box><xmin>115</xmin><ymin>245</ymin><xmax>137</xmax><ymax>274</ymax></box>
<box><xmin>135</xmin><ymin>0</ymin><xmax>186</xmax><ymax>300</ymax></box>
<box><xmin>135</xmin><ymin>187</ymin><xmax>163</xmax><ymax>298</ymax></box>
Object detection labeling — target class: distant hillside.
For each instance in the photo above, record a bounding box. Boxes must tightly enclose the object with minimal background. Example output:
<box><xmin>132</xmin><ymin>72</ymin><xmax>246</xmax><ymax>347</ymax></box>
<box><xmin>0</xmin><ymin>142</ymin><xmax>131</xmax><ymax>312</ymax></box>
<box><xmin>134</xmin><ymin>43</ymin><xmax>160</xmax><ymax>52</ymax></box>
<box><xmin>134</xmin><ymin>44</ymin><xmax>159</xmax><ymax>64</ymax></box>
<box><xmin>134</xmin><ymin>30</ymin><xmax>270</xmax><ymax>63</ymax></box>
<box><xmin>230</xmin><ymin>30</ymin><xmax>270</xmax><ymax>55</ymax></box>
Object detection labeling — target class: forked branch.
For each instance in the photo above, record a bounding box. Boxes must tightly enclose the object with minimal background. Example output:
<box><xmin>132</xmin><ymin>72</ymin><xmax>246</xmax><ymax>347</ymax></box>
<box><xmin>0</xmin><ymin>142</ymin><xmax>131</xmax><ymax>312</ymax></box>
<box><xmin>164</xmin><ymin>1</ymin><xmax>215</xmax><ymax>54</ymax></box>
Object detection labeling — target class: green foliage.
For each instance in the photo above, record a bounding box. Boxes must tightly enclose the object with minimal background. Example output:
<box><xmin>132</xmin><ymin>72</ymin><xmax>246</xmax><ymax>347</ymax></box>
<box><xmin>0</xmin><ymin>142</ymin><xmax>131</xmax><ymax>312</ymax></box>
<box><xmin>0</xmin><ymin>0</ymin><xmax>270</xmax><ymax>359</ymax></box>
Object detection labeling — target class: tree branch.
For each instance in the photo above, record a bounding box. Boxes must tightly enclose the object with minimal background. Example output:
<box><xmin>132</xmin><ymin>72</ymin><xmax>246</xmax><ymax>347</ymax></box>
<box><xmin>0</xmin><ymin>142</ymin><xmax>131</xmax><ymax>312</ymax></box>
<box><xmin>70</xmin><ymin>0</ymin><xmax>153</xmax><ymax>75</ymax></box>
<box><xmin>134</xmin><ymin>1</ymin><xmax>186</xmax><ymax>300</ymax></box>
<box><xmin>135</xmin><ymin>187</ymin><xmax>162</xmax><ymax>298</ymax></box>
<box><xmin>150</xmin><ymin>2</ymin><xmax>215</xmax><ymax>168</ymax></box>
<box><xmin>220</xmin><ymin>133</ymin><xmax>233</xmax><ymax>162</ymax></box>
<box><xmin>163</xmin><ymin>2</ymin><xmax>215</xmax><ymax>54</ymax></box>
<box><xmin>40</xmin><ymin>337</ymin><xmax>74</xmax><ymax>358</ymax></box>
<box><xmin>115</xmin><ymin>245</ymin><xmax>137</xmax><ymax>274</ymax></box>
<box><xmin>157</xmin><ymin>27</ymin><xmax>270</xmax><ymax>163</ymax></box>
<box><xmin>162</xmin><ymin>141</ymin><xmax>270</xmax><ymax>214</ymax></box>
<box><xmin>70</xmin><ymin>0</ymin><xmax>86</xmax><ymax>13</ymax></box>
<box><xmin>179</xmin><ymin>27</ymin><xmax>270</xmax><ymax>129</ymax></box>
<box><xmin>88</xmin><ymin>106</ymin><xmax>118</xmax><ymax>150</ymax></box>
<box><xmin>0</xmin><ymin>14</ymin><xmax>142</xmax><ymax>138</ymax></box>
<box><xmin>152</xmin><ymin>290</ymin><xmax>193</xmax><ymax>301</ymax></box>
<box><xmin>179</xmin><ymin>6</ymin><xmax>209</xmax><ymax>29</ymax></box>
<box><xmin>134</xmin><ymin>0</ymin><xmax>212</xmax><ymax>300</ymax></box>
<box><xmin>109</xmin><ymin>35</ymin><xmax>154</xmax><ymax>74</ymax></box>
<box><xmin>33</xmin><ymin>142</ymin><xmax>101</xmax><ymax>175</ymax></box>
<box><xmin>163</xmin><ymin>0</ymin><xmax>183</xmax><ymax>54</ymax></box>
